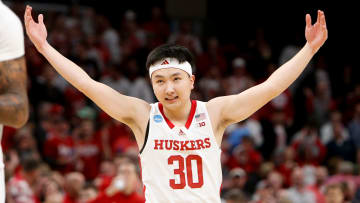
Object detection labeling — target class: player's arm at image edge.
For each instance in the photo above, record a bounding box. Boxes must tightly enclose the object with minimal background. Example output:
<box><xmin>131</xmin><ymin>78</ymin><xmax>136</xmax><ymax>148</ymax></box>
<box><xmin>0</xmin><ymin>56</ymin><xmax>29</xmax><ymax>128</ymax></box>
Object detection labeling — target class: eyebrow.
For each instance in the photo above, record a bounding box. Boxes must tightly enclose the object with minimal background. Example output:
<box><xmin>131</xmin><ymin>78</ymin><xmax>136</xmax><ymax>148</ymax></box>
<box><xmin>153</xmin><ymin>72</ymin><xmax>182</xmax><ymax>79</ymax></box>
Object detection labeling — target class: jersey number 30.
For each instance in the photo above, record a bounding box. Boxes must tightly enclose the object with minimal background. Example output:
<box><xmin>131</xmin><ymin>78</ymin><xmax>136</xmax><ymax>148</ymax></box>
<box><xmin>168</xmin><ymin>155</ymin><xmax>203</xmax><ymax>189</ymax></box>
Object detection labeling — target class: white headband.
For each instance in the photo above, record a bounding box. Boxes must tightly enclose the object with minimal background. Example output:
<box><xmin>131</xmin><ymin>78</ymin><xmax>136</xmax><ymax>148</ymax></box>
<box><xmin>149</xmin><ymin>58</ymin><xmax>192</xmax><ymax>78</ymax></box>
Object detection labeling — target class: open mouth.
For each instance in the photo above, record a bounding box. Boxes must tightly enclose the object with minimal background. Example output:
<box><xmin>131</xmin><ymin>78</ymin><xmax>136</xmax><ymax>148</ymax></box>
<box><xmin>165</xmin><ymin>96</ymin><xmax>179</xmax><ymax>102</ymax></box>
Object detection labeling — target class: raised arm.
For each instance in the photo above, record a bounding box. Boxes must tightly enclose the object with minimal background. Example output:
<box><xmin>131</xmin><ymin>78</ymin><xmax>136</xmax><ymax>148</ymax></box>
<box><xmin>208</xmin><ymin>10</ymin><xmax>328</xmax><ymax>129</ymax></box>
<box><xmin>24</xmin><ymin>6</ymin><xmax>150</xmax><ymax>137</ymax></box>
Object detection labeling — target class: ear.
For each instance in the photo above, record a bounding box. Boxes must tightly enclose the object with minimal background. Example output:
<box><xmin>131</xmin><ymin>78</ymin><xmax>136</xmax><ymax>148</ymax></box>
<box><xmin>190</xmin><ymin>75</ymin><xmax>195</xmax><ymax>90</ymax></box>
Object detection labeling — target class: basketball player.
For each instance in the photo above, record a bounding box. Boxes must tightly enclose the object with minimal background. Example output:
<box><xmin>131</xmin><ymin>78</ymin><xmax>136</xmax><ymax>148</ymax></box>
<box><xmin>0</xmin><ymin>1</ymin><xmax>29</xmax><ymax>202</ymax></box>
<box><xmin>24</xmin><ymin>6</ymin><xmax>327</xmax><ymax>202</ymax></box>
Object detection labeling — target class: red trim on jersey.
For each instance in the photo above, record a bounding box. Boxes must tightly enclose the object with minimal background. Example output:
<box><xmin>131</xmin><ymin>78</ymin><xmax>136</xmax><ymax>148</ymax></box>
<box><xmin>158</xmin><ymin>103</ymin><xmax>175</xmax><ymax>129</ymax></box>
<box><xmin>185</xmin><ymin>100</ymin><xmax>197</xmax><ymax>129</ymax></box>
<box><xmin>158</xmin><ymin>100</ymin><xmax>197</xmax><ymax>129</ymax></box>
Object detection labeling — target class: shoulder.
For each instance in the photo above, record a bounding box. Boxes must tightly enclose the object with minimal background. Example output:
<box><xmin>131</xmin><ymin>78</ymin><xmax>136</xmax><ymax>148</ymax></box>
<box><xmin>0</xmin><ymin>3</ymin><xmax>24</xmax><ymax>60</ymax></box>
<box><xmin>0</xmin><ymin>3</ymin><xmax>23</xmax><ymax>32</ymax></box>
<box><xmin>205</xmin><ymin>96</ymin><xmax>229</xmax><ymax>116</ymax></box>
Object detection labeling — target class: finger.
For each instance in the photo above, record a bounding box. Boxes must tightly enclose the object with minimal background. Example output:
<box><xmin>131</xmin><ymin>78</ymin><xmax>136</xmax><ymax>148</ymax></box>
<box><xmin>38</xmin><ymin>14</ymin><xmax>44</xmax><ymax>25</ymax></box>
<box><xmin>25</xmin><ymin>6</ymin><xmax>33</xmax><ymax>21</ymax></box>
<box><xmin>306</xmin><ymin>14</ymin><xmax>312</xmax><ymax>28</ymax></box>
<box><xmin>24</xmin><ymin>6</ymin><xmax>29</xmax><ymax>21</ymax></box>
<box><xmin>24</xmin><ymin>6</ymin><xmax>33</xmax><ymax>26</ymax></box>
<box><xmin>24</xmin><ymin>5</ymin><xmax>28</xmax><ymax>20</ymax></box>
<box><xmin>320</xmin><ymin>11</ymin><xmax>327</xmax><ymax>28</ymax></box>
<box><xmin>316</xmin><ymin>10</ymin><xmax>321</xmax><ymax>24</ymax></box>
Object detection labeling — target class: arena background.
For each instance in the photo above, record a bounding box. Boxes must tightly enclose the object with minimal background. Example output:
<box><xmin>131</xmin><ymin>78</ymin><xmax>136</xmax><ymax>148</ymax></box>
<box><xmin>2</xmin><ymin>1</ymin><xmax>360</xmax><ymax>202</ymax></box>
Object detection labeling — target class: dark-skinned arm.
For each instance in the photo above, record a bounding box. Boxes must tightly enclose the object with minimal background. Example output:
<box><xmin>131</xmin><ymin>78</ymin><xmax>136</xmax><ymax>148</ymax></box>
<box><xmin>0</xmin><ymin>56</ymin><xmax>29</xmax><ymax>128</ymax></box>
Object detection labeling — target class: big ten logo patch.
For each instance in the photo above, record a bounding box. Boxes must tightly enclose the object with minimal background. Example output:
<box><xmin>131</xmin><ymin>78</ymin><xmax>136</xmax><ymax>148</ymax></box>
<box><xmin>197</xmin><ymin>122</ymin><xmax>206</xmax><ymax>128</ymax></box>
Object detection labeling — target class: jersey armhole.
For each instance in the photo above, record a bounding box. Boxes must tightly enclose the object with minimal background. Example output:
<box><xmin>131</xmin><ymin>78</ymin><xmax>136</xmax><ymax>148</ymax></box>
<box><xmin>139</xmin><ymin>120</ymin><xmax>150</xmax><ymax>154</ymax></box>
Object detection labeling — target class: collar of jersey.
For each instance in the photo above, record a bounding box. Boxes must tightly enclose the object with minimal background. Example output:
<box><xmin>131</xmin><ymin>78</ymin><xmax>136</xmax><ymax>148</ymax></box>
<box><xmin>158</xmin><ymin>100</ymin><xmax>197</xmax><ymax>129</ymax></box>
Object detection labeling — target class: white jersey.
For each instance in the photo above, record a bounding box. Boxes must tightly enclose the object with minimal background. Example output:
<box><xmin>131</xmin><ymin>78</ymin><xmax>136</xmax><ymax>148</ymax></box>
<box><xmin>0</xmin><ymin>1</ymin><xmax>25</xmax><ymax>202</ymax></box>
<box><xmin>0</xmin><ymin>1</ymin><xmax>25</xmax><ymax>62</ymax></box>
<box><xmin>139</xmin><ymin>100</ymin><xmax>222</xmax><ymax>203</ymax></box>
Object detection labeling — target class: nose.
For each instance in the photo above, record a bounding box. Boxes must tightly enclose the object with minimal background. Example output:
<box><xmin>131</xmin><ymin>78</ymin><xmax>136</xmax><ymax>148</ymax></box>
<box><xmin>165</xmin><ymin>82</ymin><xmax>175</xmax><ymax>95</ymax></box>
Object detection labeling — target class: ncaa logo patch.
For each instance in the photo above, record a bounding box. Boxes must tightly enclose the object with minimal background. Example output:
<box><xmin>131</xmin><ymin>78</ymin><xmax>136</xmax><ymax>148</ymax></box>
<box><xmin>153</xmin><ymin>115</ymin><xmax>163</xmax><ymax>123</ymax></box>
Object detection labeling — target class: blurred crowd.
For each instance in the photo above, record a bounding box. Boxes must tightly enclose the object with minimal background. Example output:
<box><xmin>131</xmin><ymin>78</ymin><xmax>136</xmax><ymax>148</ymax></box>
<box><xmin>2</xmin><ymin>2</ymin><xmax>360</xmax><ymax>203</ymax></box>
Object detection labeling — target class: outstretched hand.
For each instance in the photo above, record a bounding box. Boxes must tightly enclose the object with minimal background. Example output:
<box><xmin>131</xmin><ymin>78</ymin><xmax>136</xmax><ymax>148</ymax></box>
<box><xmin>305</xmin><ymin>10</ymin><xmax>328</xmax><ymax>53</ymax></box>
<box><xmin>24</xmin><ymin>5</ymin><xmax>48</xmax><ymax>52</ymax></box>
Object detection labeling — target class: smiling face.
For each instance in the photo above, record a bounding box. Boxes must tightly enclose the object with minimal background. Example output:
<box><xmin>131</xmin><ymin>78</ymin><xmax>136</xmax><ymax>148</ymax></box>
<box><xmin>151</xmin><ymin>68</ymin><xmax>194</xmax><ymax>110</ymax></box>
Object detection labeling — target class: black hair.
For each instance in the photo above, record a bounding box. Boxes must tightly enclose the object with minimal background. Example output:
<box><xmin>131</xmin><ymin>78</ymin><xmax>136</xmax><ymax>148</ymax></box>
<box><xmin>146</xmin><ymin>44</ymin><xmax>195</xmax><ymax>71</ymax></box>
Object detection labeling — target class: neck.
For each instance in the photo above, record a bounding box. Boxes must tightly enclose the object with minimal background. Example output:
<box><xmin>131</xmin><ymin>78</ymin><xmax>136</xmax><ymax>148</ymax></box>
<box><xmin>163</xmin><ymin>100</ymin><xmax>192</xmax><ymax>124</ymax></box>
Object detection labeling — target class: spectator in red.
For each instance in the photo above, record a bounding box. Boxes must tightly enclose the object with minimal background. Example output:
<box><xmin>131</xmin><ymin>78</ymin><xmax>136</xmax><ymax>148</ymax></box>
<box><xmin>121</xmin><ymin>10</ymin><xmax>147</xmax><ymax>57</ymax></box>
<box><xmin>307</xmin><ymin>166</ymin><xmax>327</xmax><ymax>203</ymax></box>
<box><xmin>274</xmin><ymin>147</ymin><xmax>297</xmax><ymax>187</ymax></box>
<box><xmin>258</xmin><ymin>62</ymin><xmax>294</xmax><ymax>125</ymax></box>
<box><xmin>142</xmin><ymin>7</ymin><xmax>170</xmax><ymax>48</ymax></box>
<box><xmin>6</xmin><ymin>158</ymin><xmax>41</xmax><ymax>203</ymax></box>
<box><xmin>99</xmin><ymin>113</ymin><xmax>137</xmax><ymax>158</ymax></box>
<box><xmin>196</xmin><ymin>37</ymin><xmax>227</xmax><ymax>77</ymax></box>
<box><xmin>89</xmin><ymin>161</ymin><xmax>144</xmax><ymax>203</ymax></box>
<box><xmin>73</xmin><ymin>119</ymin><xmax>103</xmax><ymax>180</ymax></box>
<box><xmin>98</xmin><ymin>16</ymin><xmax>121</xmax><ymax>65</ymax></box>
<box><xmin>93</xmin><ymin>160</ymin><xmax>117</xmax><ymax>192</ymax></box>
<box><xmin>224</xmin><ymin>57</ymin><xmax>255</xmax><ymax>95</ymax></box>
<box><xmin>291</xmin><ymin>120</ymin><xmax>326</xmax><ymax>166</ymax></box>
<box><xmin>167</xmin><ymin>21</ymin><xmax>203</xmax><ymax>56</ymax></box>
<box><xmin>63</xmin><ymin>172</ymin><xmax>85</xmax><ymax>203</ymax></box>
<box><xmin>198</xmin><ymin>65</ymin><xmax>224</xmax><ymax>101</ymax></box>
<box><xmin>43</xmin><ymin>116</ymin><xmax>76</xmax><ymax>174</ymax></box>
<box><xmin>64</xmin><ymin>86</ymin><xmax>87</xmax><ymax>117</ymax></box>
<box><xmin>79</xmin><ymin>184</ymin><xmax>98</xmax><ymax>203</ymax></box>
<box><xmin>226</xmin><ymin>136</ymin><xmax>262</xmax><ymax>174</ymax></box>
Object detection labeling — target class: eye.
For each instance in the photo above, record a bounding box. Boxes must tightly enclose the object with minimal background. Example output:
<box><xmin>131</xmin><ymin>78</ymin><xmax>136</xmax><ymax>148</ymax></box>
<box><xmin>156</xmin><ymin>80</ymin><xmax>164</xmax><ymax>84</ymax></box>
<box><xmin>174</xmin><ymin>77</ymin><xmax>181</xmax><ymax>81</ymax></box>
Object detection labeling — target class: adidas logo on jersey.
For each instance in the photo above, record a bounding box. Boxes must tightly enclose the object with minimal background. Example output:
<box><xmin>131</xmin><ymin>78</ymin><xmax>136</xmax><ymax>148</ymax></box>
<box><xmin>178</xmin><ymin>129</ymin><xmax>185</xmax><ymax>136</ymax></box>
